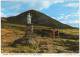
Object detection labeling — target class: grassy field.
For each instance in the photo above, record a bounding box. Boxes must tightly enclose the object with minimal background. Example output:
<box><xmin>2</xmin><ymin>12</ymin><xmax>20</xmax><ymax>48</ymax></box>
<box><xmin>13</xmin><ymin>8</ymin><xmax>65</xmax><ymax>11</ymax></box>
<box><xmin>59</xmin><ymin>29</ymin><xmax>79</xmax><ymax>35</ymax></box>
<box><xmin>1</xmin><ymin>23</ymin><xmax>79</xmax><ymax>53</ymax></box>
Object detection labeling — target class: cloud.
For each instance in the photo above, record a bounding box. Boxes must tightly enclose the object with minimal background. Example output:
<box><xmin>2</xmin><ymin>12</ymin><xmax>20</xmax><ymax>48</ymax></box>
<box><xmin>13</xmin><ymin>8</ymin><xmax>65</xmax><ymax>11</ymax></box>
<box><xmin>52</xmin><ymin>13</ymin><xmax>79</xmax><ymax>27</ymax></box>
<box><xmin>0</xmin><ymin>12</ymin><xmax>6</xmax><ymax>17</ymax></box>
<box><xmin>9</xmin><ymin>4</ymin><xmax>21</xmax><ymax>10</ymax></box>
<box><xmin>57</xmin><ymin>13</ymin><xmax>79</xmax><ymax>26</ymax></box>
<box><xmin>41</xmin><ymin>1</ymin><xmax>50</xmax><ymax>8</ymax></box>
<box><xmin>57</xmin><ymin>14</ymin><xmax>65</xmax><ymax>20</ymax></box>
<box><xmin>64</xmin><ymin>0</ymin><xmax>79</xmax><ymax>2</ymax></box>
<box><xmin>2</xmin><ymin>0</ymin><xmax>79</xmax><ymax>10</ymax></box>
<box><xmin>66</xmin><ymin>20</ymin><xmax>79</xmax><ymax>24</ymax></box>
<box><xmin>65</xmin><ymin>3</ymin><xmax>79</xmax><ymax>7</ymax></box>
<box><xmin>26</xmin><ymin>0</ymin><xmax>64</xmax><ymax>10</ymax></box>
<box><xmin>1</xmin><ymin>0</ymin><xmax>22</xmax><ymax>1</ymax></box>
<box><xmin>1</xmin><ymin>0</ymin><xmax>64</xmax><ymax>10</ymax></box>
<box><xmin>74</xmin><ymin>20</ymin><xmax>80</xmax><ymax>24</ymax></box>
<box><xmin>58</xmin><ymin>13</ymin><xmax>79</xmax><ymax>20</ymax></box>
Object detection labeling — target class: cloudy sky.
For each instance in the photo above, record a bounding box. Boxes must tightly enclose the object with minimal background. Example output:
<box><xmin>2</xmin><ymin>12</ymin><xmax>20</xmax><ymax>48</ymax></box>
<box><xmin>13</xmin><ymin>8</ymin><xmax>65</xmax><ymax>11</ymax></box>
<box><xmin>1</xmin><ymin>0</ymin><xmax>79</xmax><ymax>27</ymax></box>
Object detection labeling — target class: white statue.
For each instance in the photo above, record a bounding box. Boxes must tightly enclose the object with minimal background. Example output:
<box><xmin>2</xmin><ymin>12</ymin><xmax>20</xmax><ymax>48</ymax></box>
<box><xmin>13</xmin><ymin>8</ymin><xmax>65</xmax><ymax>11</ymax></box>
<box><xmin>27</xmin><ymin>13</ymin><xmax>31</xmax><ymax>24</ymax></box>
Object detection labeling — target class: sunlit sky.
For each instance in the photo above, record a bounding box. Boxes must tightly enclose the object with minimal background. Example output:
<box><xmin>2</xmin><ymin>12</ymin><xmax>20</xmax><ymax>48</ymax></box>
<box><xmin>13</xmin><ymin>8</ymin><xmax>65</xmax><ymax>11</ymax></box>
<box><xmin>1</xmin><ymin>0</ymin><xmax>79</xmax><ymax>27</ymax></box>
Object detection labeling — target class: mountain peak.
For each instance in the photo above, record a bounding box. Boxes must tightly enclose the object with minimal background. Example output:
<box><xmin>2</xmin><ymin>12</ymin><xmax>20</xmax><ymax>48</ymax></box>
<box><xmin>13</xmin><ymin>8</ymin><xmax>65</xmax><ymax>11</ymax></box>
<box><xmin>18</xmin><ymin>9</ymin><xmax>40</xmax><ymax>17</ymax></box>
<box><xmin>28</xmin><ymin>9</ymin><xmax>38</xmax><ymax>12</ymax></box>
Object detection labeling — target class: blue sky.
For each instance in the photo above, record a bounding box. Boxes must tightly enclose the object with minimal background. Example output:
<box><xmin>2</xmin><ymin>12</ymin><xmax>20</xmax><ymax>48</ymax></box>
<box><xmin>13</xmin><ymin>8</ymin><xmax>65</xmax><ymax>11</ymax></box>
<box><xmin>1</xmin><ymin>0</ymin><xmax>79</xmax><ymax>27</ymax></box>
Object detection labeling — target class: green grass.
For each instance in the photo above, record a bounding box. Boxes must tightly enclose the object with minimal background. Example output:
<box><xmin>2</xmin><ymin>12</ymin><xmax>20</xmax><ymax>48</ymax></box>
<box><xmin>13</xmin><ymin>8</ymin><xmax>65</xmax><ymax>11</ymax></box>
<box><xmin>59</xmin><ymin>29</ymin><xmax>79</xmax><ymax>35</ymax></box>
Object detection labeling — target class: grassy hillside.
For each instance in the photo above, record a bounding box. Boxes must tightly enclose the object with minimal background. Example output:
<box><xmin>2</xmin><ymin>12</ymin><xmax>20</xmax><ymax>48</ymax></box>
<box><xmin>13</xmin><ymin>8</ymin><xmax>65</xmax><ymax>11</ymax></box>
<box><xmin>1</xmin><ymin>22</ymin><xmax>79</xmax><ymax>53</ymax></box>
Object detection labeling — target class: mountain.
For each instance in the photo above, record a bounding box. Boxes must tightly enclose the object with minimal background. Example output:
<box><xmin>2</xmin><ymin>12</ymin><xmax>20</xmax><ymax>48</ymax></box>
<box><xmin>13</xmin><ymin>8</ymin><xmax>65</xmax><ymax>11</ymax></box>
<box><xmin>1</xmin><ymin>10</ymin><xmax>73</xmax><ymax>29</ymax></box>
